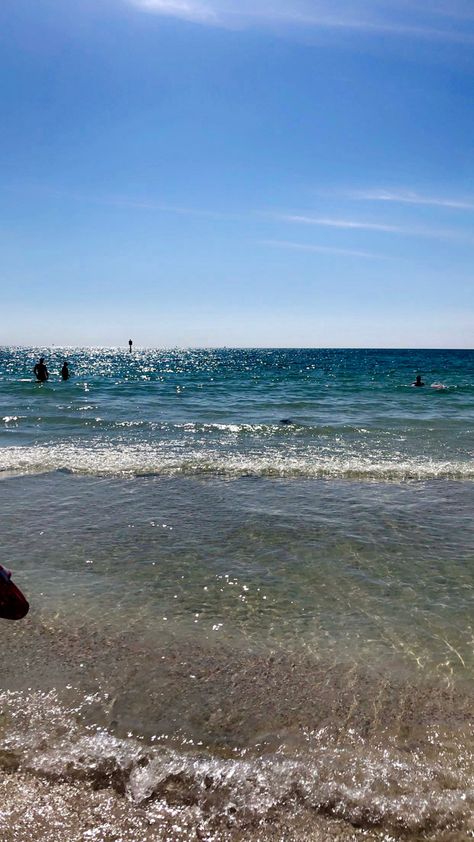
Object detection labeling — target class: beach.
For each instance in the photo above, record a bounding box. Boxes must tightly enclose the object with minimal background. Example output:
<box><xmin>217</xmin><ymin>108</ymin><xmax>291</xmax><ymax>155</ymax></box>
<box><xmin>0</xmin><ymin>347</ymin><xmax>473</xmax><ymax>840</ymax></box>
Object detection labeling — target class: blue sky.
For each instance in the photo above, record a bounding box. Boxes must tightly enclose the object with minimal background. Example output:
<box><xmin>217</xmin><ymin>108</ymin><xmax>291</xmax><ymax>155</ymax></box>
<box><xmin>1</xmin><ymin>0</ymin><xmax>473</xmax><ymax>347</ymax></box>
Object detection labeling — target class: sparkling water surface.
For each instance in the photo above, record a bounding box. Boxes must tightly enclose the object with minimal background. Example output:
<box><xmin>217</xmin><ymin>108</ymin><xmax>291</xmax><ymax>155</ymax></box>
<box><xmin>1</xmin><ymin>347</ymin><xmax>473</xmax><ymax>478</ymax></box>
<box><xmin>0</xmin><ymin>348</ymin><xmax>472</xmax><ymax>841</ymax></box>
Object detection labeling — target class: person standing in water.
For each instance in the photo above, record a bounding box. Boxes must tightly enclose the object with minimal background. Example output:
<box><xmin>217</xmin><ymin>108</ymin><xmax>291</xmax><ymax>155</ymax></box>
<box><xmin>413</xmin><ymin>375</ymin><xmax>425</xmax><ymax>387</ymax></box>
<box><xmin>128</xmin><ymin>339</ymin><xmax>133</xmax><ymax>353</ymax></box>
<box><xmin>33</xmin><ymin>357</ymin><xmax>49</xmax><ymax>382</ymax></box>
<box><xmin>61</xmin><ymin>361</ymin><xmax>70</xmax><ymax>381</ymax></box>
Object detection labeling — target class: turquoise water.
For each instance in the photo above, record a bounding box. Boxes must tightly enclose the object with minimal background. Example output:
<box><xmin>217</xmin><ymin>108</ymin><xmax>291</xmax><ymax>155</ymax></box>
<box><xmin>0</xmin><ymin>348</ymin><xmax>473</xmax><ymax>841</ymax></box>
<box><xmin>1</xmin><ymin>347</ymin><xmax>473</xmax><ymax>478</ymax></box>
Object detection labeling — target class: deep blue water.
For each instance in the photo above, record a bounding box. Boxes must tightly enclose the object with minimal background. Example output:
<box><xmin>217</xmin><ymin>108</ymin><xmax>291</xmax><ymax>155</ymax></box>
<box><xmin>0</xmin><ymin>347</ymin><xmax>473</xmax><ymax>479</ymax></box>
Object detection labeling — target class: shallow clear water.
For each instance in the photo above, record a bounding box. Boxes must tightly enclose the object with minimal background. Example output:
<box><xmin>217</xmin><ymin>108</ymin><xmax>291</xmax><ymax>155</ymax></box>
<box><xmin>0</xmin><ymin>348</ymin><xmax>473</xmax><ymax>840</ymax></box>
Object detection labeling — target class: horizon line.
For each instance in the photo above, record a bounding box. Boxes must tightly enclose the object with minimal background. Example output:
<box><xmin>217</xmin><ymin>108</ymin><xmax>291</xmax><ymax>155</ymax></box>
<box><xmin>2</xmin><ymin>344</ymin><xmax>473</xmax><ymax>351</ymax></box>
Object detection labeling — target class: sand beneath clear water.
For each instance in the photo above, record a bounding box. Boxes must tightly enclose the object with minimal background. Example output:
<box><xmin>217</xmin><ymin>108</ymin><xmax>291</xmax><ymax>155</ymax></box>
<box><xmin>0</xmin><ymin>472</ymin><xmax>472</xmax><ymax>840</ymax></box>
<box><xmin>0</xmin><ymin>612</ymin><xmax>472</xmax><ymax>842</ymax></box>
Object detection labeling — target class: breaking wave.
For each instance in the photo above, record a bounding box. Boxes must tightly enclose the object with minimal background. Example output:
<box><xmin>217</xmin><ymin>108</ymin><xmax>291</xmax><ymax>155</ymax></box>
<box><xmin>0</xmin><ymin>442</ymin><xmax>472</xmax><ymax>481</ymax></box>
<box><xmin>0</xmin><ymin>689</ymin><xmax>472</xmax><ymax>841</ymax></box>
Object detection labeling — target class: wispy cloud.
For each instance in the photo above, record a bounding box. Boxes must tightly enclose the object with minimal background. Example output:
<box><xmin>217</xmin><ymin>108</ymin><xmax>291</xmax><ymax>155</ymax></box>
<box><xmin>9</xmin><ymin>183</ymin><xmax>474</xmax><ymax>246</ymax></box>
<box><xmin>347</xmin><ymin>189</ymin><xmax>474</xmax><ymax>210</ymax></box>
<box><xmin>127</xmin><ymin>0</ymin><xmax>474</xmax><ymax>42</ymax></box>
<box><xmin>7</xmin><ymin>183</ymin><xmax>237</xmax><ymax>220</ymax></box>
<box><xmin>128</xmin><ymin>0</ymin><xmax>218</xmax><ymax>23</ymax></box>
<box><xmin>278</xmin><ymin>214</ymin><xmax>402</xmax><ymax>233</ymax></box>
<box><xmin>260</xmin><ymin>239</ymin><xmax>387</xmax><ymax>259</ymax></box>
<box><xmin>91</xmin><ymin>194</ymin><xmax>235</xmax><ymax>219</ymax></box>
<box><xmin>272</xmin><ymin>212</ymin><xmax>472</xmax><ymax>241</ymax></box>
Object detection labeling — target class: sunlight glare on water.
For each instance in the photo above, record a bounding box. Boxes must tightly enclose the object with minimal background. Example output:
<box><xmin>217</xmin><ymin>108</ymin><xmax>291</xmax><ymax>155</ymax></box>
<box><xmin>0</xmin><ymin>348</ymin><xmax>473</xmax><ymax>841</ymax></box>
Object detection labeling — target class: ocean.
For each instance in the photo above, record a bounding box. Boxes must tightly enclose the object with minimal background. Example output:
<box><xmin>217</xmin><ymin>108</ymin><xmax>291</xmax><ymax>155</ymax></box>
<box><xmin>0</xmin><ymin>347</ymin><xmax>472</xmax><ymax>841</ymax></box>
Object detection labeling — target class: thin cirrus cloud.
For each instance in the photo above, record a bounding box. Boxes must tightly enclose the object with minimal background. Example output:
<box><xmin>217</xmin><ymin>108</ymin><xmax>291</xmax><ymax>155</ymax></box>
<box><xmin>127</xmin><ymin>0</ymin><xmax>218</xmax><ymax>23</ymax></box>
<box><xmin>347</xmin><ymin>189</ymin><xmax>474</xmax><ymax>210</ymax></box>
<box><xmin>280</xmin><ymin>214</ymin><xmax>402</xmax><ymax>233</ymax></box>
<box><xmin>273</xmin><ymin>213</ymin><xmax>472</xmax><ymax>242</ymax></box>
<box><xmin>260</xmin><ymin>240</ymin><xmax>387</xmax><ymax>259</ymax></box>
<box><xmin>126</xmin><ymin>0</ymin><xmax>474</xmax><ymax>42</ymax></box>
<box><xmin>7</xmin><ymin>183</ymin><xmax>239</xmax><ymax>220</ymax></box>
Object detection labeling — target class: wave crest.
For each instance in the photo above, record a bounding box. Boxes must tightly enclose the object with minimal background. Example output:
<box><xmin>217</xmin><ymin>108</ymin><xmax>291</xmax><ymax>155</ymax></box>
<box><xmin>0</xmin><ymin>443</ymin><xmax>472</xmax><ymax>481</ymax></box>
<box><xmin>1</xmin><ymin>689</ymin><xmax>472</xmax><ymax>840</ymax></box>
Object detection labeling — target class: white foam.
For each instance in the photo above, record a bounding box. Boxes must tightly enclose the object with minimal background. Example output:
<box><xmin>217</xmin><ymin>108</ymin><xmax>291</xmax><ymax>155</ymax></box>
<box><xmin>0</xmin><ymin>442</ymin><xmax>472</xmax><ymax>481</ymax></box>
<box><xmin>1</xmin><ymin>689</ymin><xmax>472</xmax><ymax>838</ymax></box>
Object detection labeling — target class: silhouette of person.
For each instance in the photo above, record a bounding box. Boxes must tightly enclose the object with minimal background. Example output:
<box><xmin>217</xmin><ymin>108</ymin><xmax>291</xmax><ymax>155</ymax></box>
<box><xmin>61</xmin><ymin>361</ymin><xmax>70</xmax><ymax>381</ymax></box>
<box><xmin>413</xmin><ymin>375</ymin><xmax>425</xmax><ymax>387</ymax></box>
<box><xmin>128</xmin><ymin>339</ymin><xmax>133</xmax><ymax>353</ymax></box>
<box><xmin>34</xmin><ymin>357</ymin><xmax>49</xmax><ymax>382</ymax></box>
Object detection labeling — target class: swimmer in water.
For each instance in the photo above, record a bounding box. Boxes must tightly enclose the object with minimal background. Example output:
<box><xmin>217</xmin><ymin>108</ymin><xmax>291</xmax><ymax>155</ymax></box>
<box><xmin>60</xmin><ymin>361</ymin><xmax>70</xmax><ymax>381</ymax></box>
<box><xmin>33</xmin><ymin>357</ymin><xmax>49</xmax><ymax>382</ymax></box>
<box><xmin>413</xmin><ymin>375</ymin><xmax>425</xmax><ymax>387</ymax></box>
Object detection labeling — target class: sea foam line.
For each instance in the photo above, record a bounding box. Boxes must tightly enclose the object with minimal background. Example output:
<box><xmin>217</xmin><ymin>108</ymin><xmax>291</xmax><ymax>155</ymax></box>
<box><xmin>0</xmin><ymin>444</ymin><xmax>472</xmax><ymax>481</ymax></box>
<box><xmin>0</xmin><ymin>688</ymin><xmax>471</xmax><ymax>838</ymax></box>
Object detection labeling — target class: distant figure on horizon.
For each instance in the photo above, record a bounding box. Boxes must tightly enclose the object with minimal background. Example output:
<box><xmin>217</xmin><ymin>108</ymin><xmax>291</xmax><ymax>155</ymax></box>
<box><xmin>61</xmin><ymin>361</ymin><xmax>70</xmax><ymax>381</ymax></box>
<box><xmin>128</xmin><ymin>339</ymin><xmax>133</xmax><ymax>353</ymax></box>
<box><xmin>34</xmin><ymin>357</ymin><xmax>49</xmax><ymax>382</ymax></box>
<box><xmin>413</xmin><ymin>375</ymin><xmax>425</xmax><ymax>387</ymax></box>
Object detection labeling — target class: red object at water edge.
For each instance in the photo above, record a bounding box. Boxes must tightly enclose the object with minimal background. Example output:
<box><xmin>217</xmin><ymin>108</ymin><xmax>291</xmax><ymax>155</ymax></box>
<box><xmin>0</xmin><ymin>565</ymin><xmax>29</xmax><ymax>620</ymax></box>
